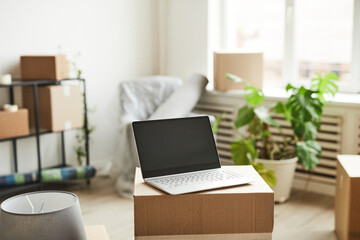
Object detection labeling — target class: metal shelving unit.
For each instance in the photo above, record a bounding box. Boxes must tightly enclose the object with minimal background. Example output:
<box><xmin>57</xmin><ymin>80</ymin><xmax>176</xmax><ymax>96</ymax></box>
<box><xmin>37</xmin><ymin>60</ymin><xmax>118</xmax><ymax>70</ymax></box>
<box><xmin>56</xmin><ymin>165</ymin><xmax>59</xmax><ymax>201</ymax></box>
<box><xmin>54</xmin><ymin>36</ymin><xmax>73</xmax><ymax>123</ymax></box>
<box><xmin>0</xmin><ymin>78</ymin><xmax>90</xmax><ymax>193</ymax></box>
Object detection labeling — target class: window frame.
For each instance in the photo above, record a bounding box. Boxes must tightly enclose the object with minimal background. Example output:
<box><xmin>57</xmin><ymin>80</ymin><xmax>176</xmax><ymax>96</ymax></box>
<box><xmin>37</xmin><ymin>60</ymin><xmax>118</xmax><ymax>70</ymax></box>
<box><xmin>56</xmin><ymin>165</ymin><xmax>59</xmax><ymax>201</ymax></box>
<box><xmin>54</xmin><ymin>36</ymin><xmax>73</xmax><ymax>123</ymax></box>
<box><xmin>219</xmin><ymin>0</ymin><xmax>360</xmax><ymax>93</ymax></box>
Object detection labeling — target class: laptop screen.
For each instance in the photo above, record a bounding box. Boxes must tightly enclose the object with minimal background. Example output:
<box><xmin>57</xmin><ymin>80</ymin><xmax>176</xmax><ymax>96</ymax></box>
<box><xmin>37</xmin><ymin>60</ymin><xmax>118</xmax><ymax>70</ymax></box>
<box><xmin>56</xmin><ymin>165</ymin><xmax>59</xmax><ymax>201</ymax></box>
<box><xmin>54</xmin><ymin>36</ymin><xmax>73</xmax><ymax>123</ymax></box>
<box><xmin>132</xmin><ymin>116</ymin><xmax>221</xmax><ymax>178</ymax></box>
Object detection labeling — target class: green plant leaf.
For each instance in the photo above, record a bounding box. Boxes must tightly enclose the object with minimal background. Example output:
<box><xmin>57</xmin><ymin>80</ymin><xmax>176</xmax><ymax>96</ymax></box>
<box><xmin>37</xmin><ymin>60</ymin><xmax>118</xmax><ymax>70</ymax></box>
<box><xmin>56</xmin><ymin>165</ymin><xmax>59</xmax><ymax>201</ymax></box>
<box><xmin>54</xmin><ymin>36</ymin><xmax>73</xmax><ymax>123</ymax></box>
<box><xmin>303</xmin><ymin>122</ymin><xmax>318</xmax><ymax>141</ymax></box>
<box><xmin>286</xmin><ymin>83</ymin><xmax>296</xmax><ymax>92</ymax></box>
<box><xmin>274</xmin><ymin>101</ymin><xmax>292</xmax><ymax>122</ymax></box>
<box><xmin>306</xmin><ymin>140</ymin><xmax>321</xmax><ymax>154</ymax></box>
<box><xmin>295</xmin><ymin>141</ymin><xmax>321</xmax><ymax>170</ymax></box>
<box><xmin>286</xmin><ymin>87</ymin><xmax>323</xmax><ymax>139</ymax></box>
<box><xmin>231</xmin><ymin>139</ymin><xmax>251</xmax><ymax>165</ymax></box>
<box><xmin>273</xmin><ymin>102</ymin><xmax>285</xmax><ymax>114</ymax></box>
<box><xmin>245</xmin><ymin>138</ymin><xmax>256</xmax><ymax>161</ymax></box>
<box><xmin>254</xmin><ymin>106</ymin><xmax>279</xmax><ymax>127</ymax></box>
<box><xmin>253</xmin><ymin>162</ymin><xmax>277</xmax><ymax>188</ymax></box>
<box><xmin>311</xmin><ymin>73</ymin><xmax>339</xmax><ymax>100</ymax></box>
<box><xmin>225</xmin><ymin>73</ymin><xmax>244</xmax><ymax>83</ymax></box>
<box><xmin>211</xmin><ymin>113</ymin><xmax>224</xmax><ymax>134</ymax></box>
<box><xmin>235</xmin><ymin>105</ymin><xmax>255</xmax><ymax>128</ymax></box>
<box><xmin>245</xmin><ymin>86</ymin><xmax>265</xmax><ymax>106</ymax></box>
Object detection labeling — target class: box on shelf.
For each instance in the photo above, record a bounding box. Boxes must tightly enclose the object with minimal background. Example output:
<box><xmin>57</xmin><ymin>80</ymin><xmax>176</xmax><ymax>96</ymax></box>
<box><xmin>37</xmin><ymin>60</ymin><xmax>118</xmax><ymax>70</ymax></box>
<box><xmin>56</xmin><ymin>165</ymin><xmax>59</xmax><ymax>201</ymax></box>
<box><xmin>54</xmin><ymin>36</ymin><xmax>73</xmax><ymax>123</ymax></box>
<box><xmin>20</xmin><ymin>55</ymin><xmax>69</xmax><ymax>81</ymax></box>
<box><xmin>0</xmin><ymin>109</ymin><xmax>29</xmax><ymax>139</ymax></box>
<box><xmin>335</xmin><ymin>155</ymin><xmax>360</xmax><ymax>240</ymax></box>
<box><xmin>134</xmin><ymin>166</ymin><xmax>274</xmax><ymax>239</ymax></box>
<box><xmin>213</xmin><ymin>52</ymin><xmax>263</xmax><ymax>92</ymax></box>
<box><xmin>22</xmin><ymin>85</ymin><xmax>83</xmax><ymax>132</ymax></box>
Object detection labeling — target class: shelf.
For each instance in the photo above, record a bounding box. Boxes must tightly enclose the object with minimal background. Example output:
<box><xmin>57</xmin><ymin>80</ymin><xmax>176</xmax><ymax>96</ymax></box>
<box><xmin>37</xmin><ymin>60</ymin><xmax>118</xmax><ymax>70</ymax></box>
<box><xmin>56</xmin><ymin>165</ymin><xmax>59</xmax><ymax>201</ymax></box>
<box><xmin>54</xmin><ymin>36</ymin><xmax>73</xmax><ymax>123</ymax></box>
<box><xmin>0</xmin><ymin>78</ymin><xmax>84</xmax><ymax>88</ymax></box>
<box><xmin>0</xmin><ymin>77</ymin><xmax>90</xmax><ymax>196</ymax></box>
<box><xmin>0</xmin><ymin>127</ymin><xmax>83</xmax><ymax>143</ymax></box>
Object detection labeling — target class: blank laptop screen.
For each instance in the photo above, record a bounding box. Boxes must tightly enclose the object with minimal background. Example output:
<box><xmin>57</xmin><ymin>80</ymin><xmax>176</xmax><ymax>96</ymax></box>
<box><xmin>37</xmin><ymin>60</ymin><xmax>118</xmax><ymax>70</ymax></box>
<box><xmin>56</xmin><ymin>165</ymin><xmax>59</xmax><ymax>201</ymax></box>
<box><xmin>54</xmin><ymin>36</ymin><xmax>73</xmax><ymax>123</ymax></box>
<box><xmin>132</xmin><ymin>116</ymin><xmax>221</xmax><ymax>178</ymax></box>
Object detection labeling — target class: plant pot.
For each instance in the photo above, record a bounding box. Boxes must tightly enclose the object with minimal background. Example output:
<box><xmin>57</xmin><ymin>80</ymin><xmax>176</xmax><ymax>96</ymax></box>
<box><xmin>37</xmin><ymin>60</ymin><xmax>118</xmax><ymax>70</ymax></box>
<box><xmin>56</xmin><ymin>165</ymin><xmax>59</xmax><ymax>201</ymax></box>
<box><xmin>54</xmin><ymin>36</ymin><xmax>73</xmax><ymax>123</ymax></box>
<box><xmin>257</xmin><ymin>157</ymin><xmax>298</xmax><ymax>203</ymax></box>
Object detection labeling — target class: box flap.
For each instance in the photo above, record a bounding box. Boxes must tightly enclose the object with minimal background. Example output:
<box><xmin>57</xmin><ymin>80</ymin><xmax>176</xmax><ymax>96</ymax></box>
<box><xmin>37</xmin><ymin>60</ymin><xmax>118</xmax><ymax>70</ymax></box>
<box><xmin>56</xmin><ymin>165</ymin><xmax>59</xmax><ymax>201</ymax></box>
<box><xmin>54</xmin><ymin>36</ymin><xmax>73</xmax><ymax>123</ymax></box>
<box><xmin>337</xmin><ymin>155</ymin><xmax>360</xmax><ymax>177</ymax></box>
<box><xmin>134</xmin><ymin>165</ymin><xmax>273</xmax><ymax>197</ymax></box>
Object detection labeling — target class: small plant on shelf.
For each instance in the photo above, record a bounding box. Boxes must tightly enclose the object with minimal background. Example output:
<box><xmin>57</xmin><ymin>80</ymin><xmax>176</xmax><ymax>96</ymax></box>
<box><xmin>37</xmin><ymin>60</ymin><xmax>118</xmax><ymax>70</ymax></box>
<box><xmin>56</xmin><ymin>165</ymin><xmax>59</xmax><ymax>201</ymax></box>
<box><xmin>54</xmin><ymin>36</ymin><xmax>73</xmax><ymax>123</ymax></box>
<box><xmin>74</xmin><ymin>93</ymin><xmax>96</xmax><ymax>166</ymax></box>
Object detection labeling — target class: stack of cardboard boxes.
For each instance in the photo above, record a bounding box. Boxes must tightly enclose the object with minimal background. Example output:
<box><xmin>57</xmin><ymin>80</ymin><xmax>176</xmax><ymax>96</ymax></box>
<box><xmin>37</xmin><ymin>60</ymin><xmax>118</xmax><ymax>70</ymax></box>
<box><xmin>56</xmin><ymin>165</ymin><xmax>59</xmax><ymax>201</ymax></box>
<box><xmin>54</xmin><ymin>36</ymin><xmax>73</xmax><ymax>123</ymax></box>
<box><xmin>0</xmin><ymin>55</ymin><xmax>83</xmax><ymax>140</ymax></box>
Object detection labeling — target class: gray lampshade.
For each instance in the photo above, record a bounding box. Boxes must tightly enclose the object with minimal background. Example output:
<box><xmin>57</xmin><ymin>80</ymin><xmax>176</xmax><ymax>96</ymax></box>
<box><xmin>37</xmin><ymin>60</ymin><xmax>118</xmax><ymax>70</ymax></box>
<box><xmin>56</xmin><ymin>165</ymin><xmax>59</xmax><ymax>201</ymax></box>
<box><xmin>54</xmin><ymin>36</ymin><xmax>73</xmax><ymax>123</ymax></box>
<box><xmin>0</xmin><ymin>191</ymin><xmax>87</xmax><ymax>240</ymax></box>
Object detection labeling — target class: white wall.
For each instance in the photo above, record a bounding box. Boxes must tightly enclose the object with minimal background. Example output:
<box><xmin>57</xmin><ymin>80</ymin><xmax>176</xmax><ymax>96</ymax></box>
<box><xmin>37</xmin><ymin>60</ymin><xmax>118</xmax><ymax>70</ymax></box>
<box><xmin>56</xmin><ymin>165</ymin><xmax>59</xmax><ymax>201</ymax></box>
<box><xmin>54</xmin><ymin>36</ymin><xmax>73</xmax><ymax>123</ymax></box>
<box><xmin>159</xmin><ymin>0</ymin><xmax>209</xmax><ymax>82</ymax></box>
<box><xmin>0</xmin><ymin>0</ymin><xmax>159</xmax><ymax>174</ymax></box>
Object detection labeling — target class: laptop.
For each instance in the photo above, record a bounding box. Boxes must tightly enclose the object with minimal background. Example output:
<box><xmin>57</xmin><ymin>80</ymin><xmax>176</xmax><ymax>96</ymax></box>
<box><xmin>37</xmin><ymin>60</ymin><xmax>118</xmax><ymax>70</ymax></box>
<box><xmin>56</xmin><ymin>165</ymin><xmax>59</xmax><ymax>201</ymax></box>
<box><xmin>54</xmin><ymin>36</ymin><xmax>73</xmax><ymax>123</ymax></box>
<box><xmin>132</xmin><ymin>116</ymin><xmax>254</xmax><ymax>195</ymax></box>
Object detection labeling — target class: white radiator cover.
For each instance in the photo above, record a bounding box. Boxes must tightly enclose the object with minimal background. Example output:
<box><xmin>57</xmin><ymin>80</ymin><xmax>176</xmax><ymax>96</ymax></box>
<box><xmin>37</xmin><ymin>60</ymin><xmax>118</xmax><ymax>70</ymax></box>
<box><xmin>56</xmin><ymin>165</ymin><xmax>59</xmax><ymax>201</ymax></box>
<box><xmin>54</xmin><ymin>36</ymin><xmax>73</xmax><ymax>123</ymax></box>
<box><xmin>194</xmin><ymin>91</ymin><xmax>360</xmax><ymax>196</ymax></box>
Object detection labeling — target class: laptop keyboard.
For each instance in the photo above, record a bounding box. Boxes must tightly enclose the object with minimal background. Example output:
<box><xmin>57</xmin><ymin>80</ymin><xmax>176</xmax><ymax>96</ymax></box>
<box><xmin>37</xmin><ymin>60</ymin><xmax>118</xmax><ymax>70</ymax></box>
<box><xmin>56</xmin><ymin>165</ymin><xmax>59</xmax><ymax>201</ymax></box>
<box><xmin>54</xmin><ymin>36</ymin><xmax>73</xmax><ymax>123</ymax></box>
<box><xmin>150</xmin><ymin>170</ymin><xmax>243</xmax><ymax>189</ymax></box>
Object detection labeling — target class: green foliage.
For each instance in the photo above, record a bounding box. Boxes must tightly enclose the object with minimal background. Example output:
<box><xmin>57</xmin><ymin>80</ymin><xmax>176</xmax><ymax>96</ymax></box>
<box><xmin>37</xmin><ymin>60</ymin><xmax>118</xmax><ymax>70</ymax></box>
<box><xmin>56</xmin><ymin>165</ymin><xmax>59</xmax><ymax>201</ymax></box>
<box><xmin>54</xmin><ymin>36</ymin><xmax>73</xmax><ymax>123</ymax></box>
<box><xmin>211</xmin><ymin>113</ymin><xmax>224</xmax><ymax>135</ymax></box>
<box><xmin>77</xmin><ymin>70</ymin><xmax>82</xmax><ymax>79</ymax></box>
<box><xmin>311</xmin><ymin>73</ymin><xmax>339</xmax><ymax>103</ymax></box>
<box><xmin>295</xmin><ymin>141</ymin><xmax>321</xmax><ymax>171</ymax></box>
<box><xmin>74</xmin><ymin>93</ymin><xmax>96</xmax><ymax>166</ymax></box>
<box><xmin>75</xmin><ymin>125</ymin><xmax>96</xmax><ymax>166</ymax></box>
<box><xmin>231</xmin><ymin>138</ymin><xmax>255</xmax><ymax>165</ymax></box>
<box><xmin>225</xmin><ymin>73</ymin><xmax>281</xmax><ymax>187</ymax></box>
<box><xmin>224</xmin><ymin>72</ymin><xmax>339</xmax><ymax>187</ymax></box>
<box><xmin>235</xmin><ymin>106</ymin><xmax>255</xmax><ymax>128</ymax></box>
<box><xmin>276</xmin><ymin>73</ymin><xmax>339</xmax><ymax>170</ymax></box>
<box><xmin>254</xmin><ymin>106</ymin><xmax>279</xmax><ymax>127</ymax></box>
<box><xmin>253</xmin><ymin>162</ymin><xmax>277</xmax><ymax>188</ymax></box>
<box><xmin>230</xmin><ymin>139</ymin><xmax>276</xmax><ymax>188</ymax></box>
<box><xmin>225</xmin><ymin>73</ymin><xmax>244</xmax><ymax>83</ymax></box>
<box><xmin>245</xmin><ymin>86</ymin><xmax>265</xmax><ymax>106</ymax></box>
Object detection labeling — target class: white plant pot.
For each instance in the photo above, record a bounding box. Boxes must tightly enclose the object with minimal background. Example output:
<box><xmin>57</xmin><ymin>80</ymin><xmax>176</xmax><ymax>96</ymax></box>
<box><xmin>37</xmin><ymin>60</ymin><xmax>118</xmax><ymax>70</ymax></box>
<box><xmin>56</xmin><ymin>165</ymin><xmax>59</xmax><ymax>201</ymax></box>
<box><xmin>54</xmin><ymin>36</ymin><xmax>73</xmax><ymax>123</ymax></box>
<box><xmin>257</xmin><ymin>157</ymin><xmax>298</xmax><ymax>203</ymax></box>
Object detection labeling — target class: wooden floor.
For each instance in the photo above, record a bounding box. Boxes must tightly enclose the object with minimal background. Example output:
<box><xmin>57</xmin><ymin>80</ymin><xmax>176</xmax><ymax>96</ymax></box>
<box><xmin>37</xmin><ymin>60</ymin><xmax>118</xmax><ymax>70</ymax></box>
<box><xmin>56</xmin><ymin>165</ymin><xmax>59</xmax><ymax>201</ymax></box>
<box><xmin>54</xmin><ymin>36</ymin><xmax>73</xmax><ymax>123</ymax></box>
<box><xmin>2</xmin><ymin>177</ymin><xmax>337</xmax><ymax>240</ymax></box>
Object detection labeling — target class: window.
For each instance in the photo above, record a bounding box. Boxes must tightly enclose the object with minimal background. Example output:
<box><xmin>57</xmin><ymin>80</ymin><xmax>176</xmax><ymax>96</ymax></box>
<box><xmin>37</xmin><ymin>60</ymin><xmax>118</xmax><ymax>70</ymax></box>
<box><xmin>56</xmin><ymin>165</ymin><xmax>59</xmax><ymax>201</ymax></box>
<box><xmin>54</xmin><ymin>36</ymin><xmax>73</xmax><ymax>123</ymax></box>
<box><xmin>230</xmin><ymin>0</ymin><xmax>285</xmax><ymax>87</ymax></box>
<box><xmin>296</xmin><ymin>0</ymin><xmax>353</xmax><ymax>84</ymax></box>
<box><xmin>222</xmin><ymin>0</ymin><xmax>359</xmax><ymax>92</ymax></box>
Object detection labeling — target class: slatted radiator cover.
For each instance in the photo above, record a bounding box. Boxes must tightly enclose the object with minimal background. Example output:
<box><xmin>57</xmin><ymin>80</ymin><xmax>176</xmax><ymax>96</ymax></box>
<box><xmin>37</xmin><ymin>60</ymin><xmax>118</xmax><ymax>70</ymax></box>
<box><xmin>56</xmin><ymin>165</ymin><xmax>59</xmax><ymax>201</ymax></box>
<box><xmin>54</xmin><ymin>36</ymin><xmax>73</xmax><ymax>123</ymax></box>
<box><xmin>193</xmin><ymin>91</ymin><xmax>350</xmax><ymax>195</ymax></box>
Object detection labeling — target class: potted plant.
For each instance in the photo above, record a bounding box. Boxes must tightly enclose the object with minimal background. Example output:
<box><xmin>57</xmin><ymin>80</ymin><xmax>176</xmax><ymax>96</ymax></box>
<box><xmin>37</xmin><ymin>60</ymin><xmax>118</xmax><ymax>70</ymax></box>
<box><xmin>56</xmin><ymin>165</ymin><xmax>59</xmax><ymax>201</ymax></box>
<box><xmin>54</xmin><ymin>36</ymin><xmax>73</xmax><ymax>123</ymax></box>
<box><xmin>225</xmin><ymin>73</ymin><xmax>339</xmax><ymax>202</ymax></box>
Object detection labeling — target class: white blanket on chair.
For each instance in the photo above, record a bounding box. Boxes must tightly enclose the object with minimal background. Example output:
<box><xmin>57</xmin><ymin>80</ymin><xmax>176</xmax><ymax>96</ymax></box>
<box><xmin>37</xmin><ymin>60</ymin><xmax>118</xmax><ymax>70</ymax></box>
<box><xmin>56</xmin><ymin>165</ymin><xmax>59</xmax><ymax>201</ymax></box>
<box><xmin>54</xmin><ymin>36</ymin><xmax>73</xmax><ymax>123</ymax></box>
<box><xmin>111</xmin><ymin>76</ymin><xmax>182</xmax><ymax>197</ymax></box>
<box><xmin>111</xmin><ymin>74</ymin><xmax>208</xmax><ymax>197</ymax></box>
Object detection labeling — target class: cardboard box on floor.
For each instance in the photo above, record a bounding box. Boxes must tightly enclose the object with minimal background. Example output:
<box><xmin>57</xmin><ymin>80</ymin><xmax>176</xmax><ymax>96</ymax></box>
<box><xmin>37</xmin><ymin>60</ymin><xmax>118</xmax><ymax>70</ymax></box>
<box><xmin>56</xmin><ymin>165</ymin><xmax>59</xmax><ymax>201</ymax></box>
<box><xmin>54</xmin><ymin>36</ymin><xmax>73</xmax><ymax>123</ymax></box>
<box><xmin>214</xmin><ymin>52</ymin><xmax>263</xmax><ymax>92</ymax></box>
<box><xmin>134</xmin><ymin>165</ymin><xmax>274</xmax><ymax>239</ymax></box>
<box><xmin>21</xmin><ymin>55</ymin><xmax>69</xmax><ymax>81</ymax></box>
<box><xmin>335</xmin><ymin>155</ymin><xmax>360</xmax><ymax>240</ymax></box>
<box><xmin>0</xmin><ymin>109</ymin><xmax>29</xmax><ymax>139</ymax></box>
<box><xmin>22</xmin><ymin>85</ymin><xmax>83</xmax><ymax>132</ymax></box>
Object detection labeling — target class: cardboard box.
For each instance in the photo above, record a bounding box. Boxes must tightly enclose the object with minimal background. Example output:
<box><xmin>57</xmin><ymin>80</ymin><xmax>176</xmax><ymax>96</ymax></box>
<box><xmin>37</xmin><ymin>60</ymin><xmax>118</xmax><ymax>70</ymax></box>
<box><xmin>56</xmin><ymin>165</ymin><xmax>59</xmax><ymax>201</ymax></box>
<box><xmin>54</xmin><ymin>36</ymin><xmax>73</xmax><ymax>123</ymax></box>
<box><xmin>0</xmin><ymin>109</ymin><xmax>29</xmax><ymax>139</ymax></box>
<box><xmin>22</xmin><ymin>85</ymin><xmax>83</xmax><ymax>132</ymax></box>
<box><xmin>21</xmin><ymin>55</ymin><xmax>69</xmax><ymax>81</ymax></box>
<box><xmin>134</xmin><ymin>166</ymin><xmax>274</xmax><ymax>238</ymax></box>
<box><xmin>85</xmin><ymin>225</ymin><xmax>110</xmax><ymax>240</ymax></box>
<box><xmin>214</xmin><ymin>52</ymin><xmax>263</xmax><ymax>91</ymax></box>
<box><xmin>135</xmin><ymin>232</ymin><xmax>272</xmax><ymax>240</ymax></box>
<box><xmin>335</xmin><ymin>155</ymin><xmax>360</xmax><ymax>240</ymax></box>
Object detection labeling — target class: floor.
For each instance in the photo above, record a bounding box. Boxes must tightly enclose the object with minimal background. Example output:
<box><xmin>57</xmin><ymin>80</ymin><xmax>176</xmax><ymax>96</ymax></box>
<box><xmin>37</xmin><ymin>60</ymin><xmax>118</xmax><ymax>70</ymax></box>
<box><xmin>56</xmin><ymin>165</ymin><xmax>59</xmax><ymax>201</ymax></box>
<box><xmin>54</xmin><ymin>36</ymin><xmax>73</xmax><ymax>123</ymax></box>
<box><xmin>73</xmin><ymin>177</ymin><xmax>337</xmax><ymax>240</ymax></box>
<box><xmin>1</xmin><ymin>177</ymin><xmax>337</xmax><ymax>240</ymax></box>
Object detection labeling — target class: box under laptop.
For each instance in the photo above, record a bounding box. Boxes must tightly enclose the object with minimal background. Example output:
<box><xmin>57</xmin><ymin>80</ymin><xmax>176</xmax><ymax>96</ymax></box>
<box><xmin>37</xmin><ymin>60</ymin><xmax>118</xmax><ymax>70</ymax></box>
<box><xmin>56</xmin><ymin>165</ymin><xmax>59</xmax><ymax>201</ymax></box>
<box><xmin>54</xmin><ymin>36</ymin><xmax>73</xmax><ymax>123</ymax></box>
<box><xmin>132</xmin><ymin>116</ymin><xmax>253</xmax><ymax>195</ymax></box>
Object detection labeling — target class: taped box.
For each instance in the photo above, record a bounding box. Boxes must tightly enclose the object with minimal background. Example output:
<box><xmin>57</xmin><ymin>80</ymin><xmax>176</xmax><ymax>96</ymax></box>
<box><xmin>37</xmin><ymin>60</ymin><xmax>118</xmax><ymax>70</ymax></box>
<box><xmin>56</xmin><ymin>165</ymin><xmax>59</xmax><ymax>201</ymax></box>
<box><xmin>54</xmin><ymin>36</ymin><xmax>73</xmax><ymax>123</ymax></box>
<box><xmin>0</xmin><ymin>109</ymin><xmax>29</xmax><ymax>139</ymax></box>
<box><xmin>335</xmin><ymin>155</ymin><xmax>360</xmax><ymax>240</ymax></box>
<box><xmin>214</xmin><ymin>51</ymin><xmax>263</xmax><ymax>92</ymax></box>
<box><xmin>22</xmin><ymin>85</ymin><xmax>83</xmax><ymax>132</ymax></box>
<box><xmin>20</xmin><ymin>55</ymin><xmax>69</xmax><ymax>81</ymax></box>
<box><xmin>134</xmin><ymin>165</ymin><xmax>274</xmax><ymax>239</ymax></box>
